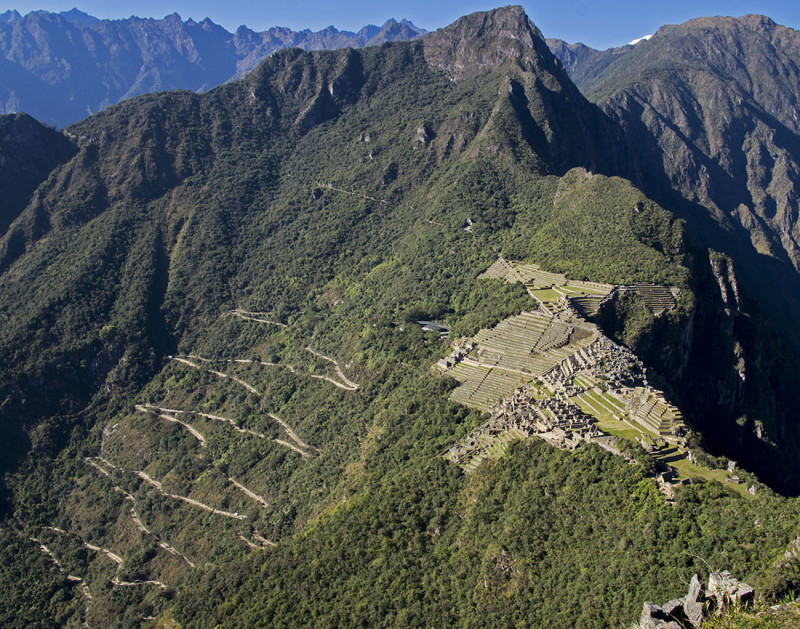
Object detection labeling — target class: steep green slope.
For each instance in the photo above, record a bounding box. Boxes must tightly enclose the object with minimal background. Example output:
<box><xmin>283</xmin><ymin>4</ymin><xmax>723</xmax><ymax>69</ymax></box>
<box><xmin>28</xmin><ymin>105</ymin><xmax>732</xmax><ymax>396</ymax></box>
<box><xmin>1</xmin><ymin>7</ymin><xmax>800</xmax><ymax>628</ymax></box>
<box><xmin>176</xmin><ymin>442</ymin><xmax>800</xmax><ymax>628</ymax></box>
<box><xmin>0</xmin><ymin>113</ymin><xmax>76</xmax><ymax>236</ymax></box>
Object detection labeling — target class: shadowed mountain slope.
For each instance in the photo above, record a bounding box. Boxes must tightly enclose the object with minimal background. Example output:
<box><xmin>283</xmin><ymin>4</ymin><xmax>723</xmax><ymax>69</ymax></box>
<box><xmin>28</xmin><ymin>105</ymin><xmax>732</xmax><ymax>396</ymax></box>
<box><xmin>0</xmin><ymin>113</ymin><xmax>76</xmax><ymax>236</ymax></box>
<box><xmin>2</xmin><ymin>7</ymin><xmax>800</xmax><ymax>628</ymax></box>
<box><xmin>550</xmin><ymin>16</ymin><xmax>800</xmax><ymax>338</ymax></box>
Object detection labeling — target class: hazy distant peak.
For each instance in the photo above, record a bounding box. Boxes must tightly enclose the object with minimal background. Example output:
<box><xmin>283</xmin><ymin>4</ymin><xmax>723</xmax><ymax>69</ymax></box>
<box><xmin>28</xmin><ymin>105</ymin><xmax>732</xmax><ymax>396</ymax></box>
<box><xmin>0</xmin><ymin>8</ymin><xmax>427</xmax><ymax>126</ymax></box>
<box><xmin>0</xmin><ymin>9</ymin><xmax>21</xmax><ymax>23</ymax></box>
<box><xmin>59</xmin><ymin>8</ymin><xmax>99</xmax><ymax>26</ymax></box>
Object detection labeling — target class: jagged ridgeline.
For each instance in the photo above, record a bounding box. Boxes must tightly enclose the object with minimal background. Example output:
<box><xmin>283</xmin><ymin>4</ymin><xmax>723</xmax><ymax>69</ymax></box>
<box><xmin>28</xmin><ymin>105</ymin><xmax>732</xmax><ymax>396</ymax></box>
<box><xmin>0</xmin><ymin>9</ymin><xmax>428</xmax><ymax>128</ymax></box>
<box><xmin>2</xmin><ymin>6</ymin><xmax>800</xmax><ymax>628</ymax></box>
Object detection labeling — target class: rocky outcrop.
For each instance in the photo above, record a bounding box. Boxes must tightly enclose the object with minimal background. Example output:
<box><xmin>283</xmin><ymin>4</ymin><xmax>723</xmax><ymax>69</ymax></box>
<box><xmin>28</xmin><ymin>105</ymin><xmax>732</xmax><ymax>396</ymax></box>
<box><xmin>639</xmin><ymin>572</ymin><xmax>754</xmax><ymax>628</ymax></box>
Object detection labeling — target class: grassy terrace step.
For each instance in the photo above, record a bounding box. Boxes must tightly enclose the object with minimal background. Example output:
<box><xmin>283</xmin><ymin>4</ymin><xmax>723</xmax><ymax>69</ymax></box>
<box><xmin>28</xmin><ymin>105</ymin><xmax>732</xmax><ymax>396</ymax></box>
<box><xmin>581</xmin><ymin>391</ymin><xmax>626</xmax><ymax>417</ymax></box>
<box><xmin>572</xmin><ymin>393</ymin><xmax>609</xmax><ymax>418</ymax></box>
<box><xmin>564</xmin><ymin>281</ymin><xmax>613</xmax><ymax>295</ymax></box>
<box><xmin>478</xmin><ymin>260</ymin><xmax>513</xmax><ymax>280</ymax></box>
<box><xmin>597</xmin><ymin>392</ymin><xmax>626</xmax><ymax>413</ymax></box>
<box><xmin>572</xmin><ymin>373</ymin><xmax>597</xmax><ymax>390</ymax></box>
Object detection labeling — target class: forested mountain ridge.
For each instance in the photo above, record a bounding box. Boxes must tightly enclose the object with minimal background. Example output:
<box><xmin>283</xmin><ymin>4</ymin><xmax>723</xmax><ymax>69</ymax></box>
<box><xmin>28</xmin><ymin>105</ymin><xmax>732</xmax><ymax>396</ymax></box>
<box><xmin>2</xmin><ymin>6</ymin><xmax>800</xmax><ymax>627</ymax></box>
<box><xmin>0</xmin><ymin>8</ymin><xmax>426</xmax><ymax>127</ymax></box>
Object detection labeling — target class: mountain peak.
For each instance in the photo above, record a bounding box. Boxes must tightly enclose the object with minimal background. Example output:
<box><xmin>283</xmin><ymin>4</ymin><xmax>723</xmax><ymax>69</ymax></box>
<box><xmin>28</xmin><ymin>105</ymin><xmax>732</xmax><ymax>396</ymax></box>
<box><xmin>423</xmin><ymin>6</ymin><xmax>553</xmax><ymax>80</ymax></box>
<box><xmin>0</xmin><ymin>9</ymin><xmax>22</xmax><ymax>23</ymax></box>
<box><xmin>58</xmin><ymin>8</ymin><xmax>98</xmax><ymax>27</ymax></box>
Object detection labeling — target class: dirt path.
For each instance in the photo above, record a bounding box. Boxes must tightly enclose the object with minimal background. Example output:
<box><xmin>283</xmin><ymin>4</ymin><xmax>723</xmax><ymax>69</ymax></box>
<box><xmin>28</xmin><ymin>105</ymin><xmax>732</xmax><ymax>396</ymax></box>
<box><xmin>140</xmin><ymin>405</ymin><xmax>310</xmax><ymax>457</ymax></box>
<box><xmin>83</xmin><ymin>541</ymin><xmax>123</xmax><ymax>565</ymax></box>
<box><xmin>267</xmin><ymin>412</ymin><xmax>318</xmax><ymax>452</ymax></box>
<box><xmin>199</xmin><ymin>411</ymin><xmax>264</xmax><ymax>438</ymax></box>
<box><xmin>114</xmin><ymin>488</ymin><xmax>150</xmax><ymax>535</ymax></box>
<box><xmin>172</xmin><ymin>356</ymin><xmax>201</xmax><ymax>369</ymax></box>
<box><xmin>84</xmin><ymin>457</ymin><xmax>111</xmax><ymax>477</ymax></box>
<box><xmin>309</xmin><ymin>373</ymin><xmax>357</xmax><ymax>391</ymax></box>
<box><xmin>232</xmin><ymin>357</ymin><xmax>298</xmax><ymax>375</ymax></box>
<box><xmin>32</xmin><ymin>536</ymin><xmax>94</xmax><ymax>602</ymax></box>
<box><xmin>170</xmin><ymin>358</ymin><xmax>319</xmax><ymax>454</ymax></box>
<box><xmin>305</xmin><ymin>346</ymin><xmax>359</xmax><ymax>390</ymax></box>
<box><xmin>73</xmin><ymin>579</ymin><xmax>92</xmax><ymax>601</ymax></box>
<box><xmin>228</xmin><ymin>477</ymin><xmax>269</xmax><ymax>509</ymax></box>
<box><xmin>274</xmin><ymin>437</ymin><xmax>311</xmax><ymax>457</ymax></box>
<box><xmin>178</xmin><ymin>353</ymin><xmax>356</xmax><ymax>393</ymax></box>
<box><xmin>135</xmin><ymin>404</ymin><xmax>207</xmax><ymax>445</ymax></box>
<box><xmin>253</xmin><ymin>532</ymin><xmax>277</xmax><ymax>547</ymax></box>
<box><xmin>143</xmin><ymin>405</ymin><xmax>265</xmax><ymax>439</ymax></box>
<box><xmin>230</xmin><ymin>309</ymin><xmax>287</xmax><ymax>328</ymax></box>
<box><xmin>85</xmin><ymin>456</ymin><xmax>125</xmax><ymax>476</ymax></box>
<box><xmin>43</xmin><ymin>525</ymin><xmax>67</xmax><ymax>534</ymax></box>
<box><xmin>239</xmin><ymin>532</ymin><xmax>277</xmax><ymax>549</ymax></box>
<box><xmin>111</xmin><ymin>576</ymin><xmax>167</xmax><ymax>589</ymax></box>
<box><xmin>208</xmin><ymin>368</ymin><xmax>261</xmax><ymax>395</ymax></box>
<box><xmin>31</xmin><ymin>537</ymin><xmax>64</xmax><ymax>570</ymax></box>
<box><xmin>113</xmin><ymin>487</ymin><xmax>195</xmax><ymax>568</ymax></box>
<box><xmin>239</xmin><ymin>535</ymin><xmax>261</xmax><ymax>549</ymax></box>
<box><xmin>85</xmin><ymin>458</ymin><xmax>195</xmax><ymax>568</ymax></box>
<box><xmin>136</xmin><ymin>471</ymin><xmax>246</xmax><ymax>520</ymax></box>
<box><xmin>85</xmin><ymin>542</ymin><xmax>169</xmax><ymax>589</ymax></box>
<box><xmin>318</xmin><ymin>183</ymin><xmax>389</xmax><ymax>205</ymax></box>
<box><xmin>96</xmin><ymin>456</ymin><xmax>119</xmax><ymax>471</ymax></box>
<box><xmin>172</xmin><ymin>356</ymin><xmax>262</xmax><ymax>395</ymax></box>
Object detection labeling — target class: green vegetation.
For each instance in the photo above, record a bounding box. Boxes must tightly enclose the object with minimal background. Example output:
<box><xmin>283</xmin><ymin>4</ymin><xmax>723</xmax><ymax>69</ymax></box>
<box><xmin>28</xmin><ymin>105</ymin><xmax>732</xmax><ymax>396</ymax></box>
<box><xmin>1</xmin><ymin>8</ymin><xmax>800</xmax><ymax>627</ymax></box>
<box><xmin>174</xmin><ymin>441</ymin><xmax>800</xmax><ymax>628</ymax></box>
<box><xmin>701</xmin><ymin>599</ymin><xmax>800</xmax><ymax>629</ymax></box>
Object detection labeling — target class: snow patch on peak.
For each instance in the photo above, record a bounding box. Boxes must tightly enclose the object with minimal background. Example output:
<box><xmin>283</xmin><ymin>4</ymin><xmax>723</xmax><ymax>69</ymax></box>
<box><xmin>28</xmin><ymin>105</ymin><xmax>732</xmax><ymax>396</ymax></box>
<box><xmin>628</xmin><ymin>34</ymin><xmax>653</xmax><ymax>46</ymax></box>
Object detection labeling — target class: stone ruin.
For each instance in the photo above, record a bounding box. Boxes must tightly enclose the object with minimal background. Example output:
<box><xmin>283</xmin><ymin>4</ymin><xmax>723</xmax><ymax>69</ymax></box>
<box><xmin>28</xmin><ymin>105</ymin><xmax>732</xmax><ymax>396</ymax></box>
<box><xmin>539</xmin><ymin>335</ymin><xmax>646</xmax><ymax>393</ymax></box>
<box><xmin>639</xmin><ymin>572</ymin><xmax>754</xmax><ymax>628</ymax></box>
<box><xmin>440</xmin><ymin>259</ymin><xmax>692</xmax><ymax>476</ymax></box>
<box><xmin>444</xmin><ymin>384</ymin><xmax>606</xmax><ymax>468</ymax></box>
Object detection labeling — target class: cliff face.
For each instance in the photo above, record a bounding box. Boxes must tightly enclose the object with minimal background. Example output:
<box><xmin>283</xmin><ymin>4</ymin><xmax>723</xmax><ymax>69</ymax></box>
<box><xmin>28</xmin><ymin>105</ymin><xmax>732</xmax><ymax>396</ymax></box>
<box><xmin>550</xmin><ymin>16</ymin><xmax>800</xmax><ymax>349</ymax></box>
<box><xmin>626</xmin><ymin>249</ymin><xmax>799</xmax><ymax>489</ymax></box>
<box><xmin>5</xmin><ymin>8</ymin><xmax>800</xmax><ymax>627</ymax></box>
<box><xmin>422</xmin><ymin>6</ymin><xmax>634</xmax><ymax>177</ymax></box>
<box><xmin>546</xmin><ymin>19</ymin><xmax>800</xmax><ymax>478</ymax></box>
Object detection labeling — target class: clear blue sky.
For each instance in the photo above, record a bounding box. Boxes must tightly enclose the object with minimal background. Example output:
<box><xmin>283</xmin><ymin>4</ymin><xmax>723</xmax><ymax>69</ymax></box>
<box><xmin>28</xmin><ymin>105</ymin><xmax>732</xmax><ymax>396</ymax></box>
<box><xmin>3</xmin><ymin>1</ymin><xmax>800</xmax><ymax>49</ymax></box>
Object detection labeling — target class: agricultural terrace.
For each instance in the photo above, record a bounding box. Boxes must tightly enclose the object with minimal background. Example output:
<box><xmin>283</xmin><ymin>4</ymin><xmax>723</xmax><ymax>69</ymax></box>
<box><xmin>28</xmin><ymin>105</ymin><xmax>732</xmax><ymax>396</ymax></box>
<box><xmin>479</xmin><ymin>256</ymin><xmax>679</xmax><ymax>316</ymax></box>
<box><xmin>440</xmin><ymin>259</ymin><xmax>745</xmax><ymax>494</ymax></box>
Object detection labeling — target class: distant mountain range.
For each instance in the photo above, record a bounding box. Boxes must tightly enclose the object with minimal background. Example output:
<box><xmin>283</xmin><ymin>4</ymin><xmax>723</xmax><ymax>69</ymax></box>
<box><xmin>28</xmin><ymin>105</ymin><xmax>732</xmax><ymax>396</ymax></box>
<box><xmin>6</xmin><ymin>7</ymin><xmax>800</xmax><ymax>627</ymax></box>
<box><xmin>0</xmin><ymin>9</ymin><xmax>426</xmax><ymax>127</ymax></box>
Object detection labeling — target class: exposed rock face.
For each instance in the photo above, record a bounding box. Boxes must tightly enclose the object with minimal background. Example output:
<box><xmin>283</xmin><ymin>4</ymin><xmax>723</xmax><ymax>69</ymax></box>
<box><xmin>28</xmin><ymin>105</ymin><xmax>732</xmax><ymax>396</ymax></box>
<box><xmin>550</xmin><ymin>17</ymin><xmax>800</xmax><ymax>354</ymax></box>
<box><xmin>553</xmin><ymin>15</ymin><xmax>800</xmax><ymax>495</ymax></box>
<box><xmin>545</xmin><ymin>38</ymin><xmax>631</xmax><ymax>88</ymax></box>
<box><xmin>640</xmin><ymin>572</ymin><xmax>754</xmax><ymax>628</ymax></box>
<box><xmin>424</xmin><ymin>6</ymin><xmax>634</xmax><ymax>177</ymax></box>
<box><xmin>423</xmin><ymin>5</ymin><xmax>544</xmax><ymax>80</ymax></box>
<box><xmin>710</xmin><ymin>254</ymin><xmax>742</xmax><ymax>316</ymax></box>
